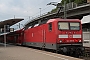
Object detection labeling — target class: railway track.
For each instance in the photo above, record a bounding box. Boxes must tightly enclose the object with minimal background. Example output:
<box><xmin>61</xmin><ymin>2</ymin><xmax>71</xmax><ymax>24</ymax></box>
<box><xmin>82</xmin><ymin>47</ymin><xmax>90</xmax><ymax>60</ymax></box>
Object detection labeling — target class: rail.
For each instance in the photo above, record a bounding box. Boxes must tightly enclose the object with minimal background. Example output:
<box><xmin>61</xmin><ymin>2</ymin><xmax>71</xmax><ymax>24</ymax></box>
<box><xmin>83</xmin><ymin>47</ymin><xmax>90</xmax><ymax>60</ymax></box>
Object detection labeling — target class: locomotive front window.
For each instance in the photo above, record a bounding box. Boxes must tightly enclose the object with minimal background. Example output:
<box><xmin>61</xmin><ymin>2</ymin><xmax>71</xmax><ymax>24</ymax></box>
<box><xmin>58</xmin><ymin>22</ymin><xmax>69</xmax><ymax>30</ymax></box>
<box><xmin>58</xmin><ymin>22</ymin><xmax>80</xmax><ymax>30</ymax></box>
<box><xmin>70</xmin><ymin>22</ymin><xmax>80</xmax><ymax>30</ymax></box>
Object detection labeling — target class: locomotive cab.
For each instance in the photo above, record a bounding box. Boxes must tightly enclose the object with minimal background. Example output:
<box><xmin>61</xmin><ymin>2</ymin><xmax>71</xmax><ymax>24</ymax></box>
<box><xmin>47</xmin><ymin>18</ymin><xmax>84</xmax><ymax>56</ymax></box>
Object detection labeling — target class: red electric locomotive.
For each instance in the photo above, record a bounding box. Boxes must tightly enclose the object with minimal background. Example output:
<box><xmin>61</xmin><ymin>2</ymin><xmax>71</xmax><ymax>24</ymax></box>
<box><xmin>23</xmin><ymin>18</ymin><xmax>84</xmax><ymax>56</ymax></box>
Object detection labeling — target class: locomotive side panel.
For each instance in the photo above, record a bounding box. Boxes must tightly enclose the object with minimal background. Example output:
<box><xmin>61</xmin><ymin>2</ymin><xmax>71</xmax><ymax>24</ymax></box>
<box><xmin>24</xmin><ymin>25</ymin><xmax>45</xmax><ymax>48</ymax></box>
<box><xmin>24</xmin><ymin>22</ymin><xmax>58</xmax><ymax>49</ymax></box>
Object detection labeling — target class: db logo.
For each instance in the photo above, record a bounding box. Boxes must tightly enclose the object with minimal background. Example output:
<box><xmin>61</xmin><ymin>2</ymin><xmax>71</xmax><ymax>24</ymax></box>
<box><xmin>69</xmin><ymin>35</ymin><xmax>73</xmax><ymax>38</ymax></box>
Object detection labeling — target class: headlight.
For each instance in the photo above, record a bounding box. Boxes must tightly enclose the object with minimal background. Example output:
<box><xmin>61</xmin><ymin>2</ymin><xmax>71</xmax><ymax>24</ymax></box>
<box><xmin>79</xmin><ymin>40</ymin><xmax>82</xmax><ymax>42</ymax></box>
<box><xmin>60</xmin><ymin>40</ymin><xmax>62</xmax><ymax>43</ymax></box>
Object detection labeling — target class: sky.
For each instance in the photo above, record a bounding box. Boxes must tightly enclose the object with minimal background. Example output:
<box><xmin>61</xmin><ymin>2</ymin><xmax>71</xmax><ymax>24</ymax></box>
<box><xmin>0</xmin><ymin>0</ymin><xmax>61</xmax><ymax>29</ymax></box>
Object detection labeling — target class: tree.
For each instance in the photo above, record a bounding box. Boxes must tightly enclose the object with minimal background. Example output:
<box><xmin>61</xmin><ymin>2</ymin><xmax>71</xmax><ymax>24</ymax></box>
<box><xmin>51</xmin><ymin>8</ymin><xmax>58</xmax><ymax>13</ymax></box>
<box><xmin>74</xmin><ymin>0</ymin><xmax>86</xmax><ymax>4</ymax></box>
<box><xmin>48</xmin><ymin>0</ymin><xmax>87</xmax><ymax>14</ymax></box>
<box><xmin>61</xmin><ymin>0</ymin><xmax>87</xmax><ymax>5</ymax></box>
<box><xmin>61</xmin><ymin>0</ymin><xmax>74</xmax><ymax>5</ymax></box>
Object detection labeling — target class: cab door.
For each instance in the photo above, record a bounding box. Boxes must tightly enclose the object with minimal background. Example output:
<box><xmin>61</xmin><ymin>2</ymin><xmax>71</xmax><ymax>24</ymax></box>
<box><xmin>42</xmin><ymin>29</ymin><xmax>46</xmax><ymax>48</ymax></box>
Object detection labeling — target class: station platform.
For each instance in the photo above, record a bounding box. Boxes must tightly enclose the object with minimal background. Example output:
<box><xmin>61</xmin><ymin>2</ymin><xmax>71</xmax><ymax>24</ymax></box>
<box><xmin>0</xmin><ymin>44</ymin><xmax>83</xmax><ymax>60</ymax></box>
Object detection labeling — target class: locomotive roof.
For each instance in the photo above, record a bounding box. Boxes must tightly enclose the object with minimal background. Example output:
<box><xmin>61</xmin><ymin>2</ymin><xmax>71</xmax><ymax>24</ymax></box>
<box><xmin>0</xmin><ymin>18</ymin><xmax>24</xmax><ymax>28</ymax></box>
<box><xmin>47</xmin><ymin>18</ymin><xmax>81</xmax><ymax>23</ymax></box>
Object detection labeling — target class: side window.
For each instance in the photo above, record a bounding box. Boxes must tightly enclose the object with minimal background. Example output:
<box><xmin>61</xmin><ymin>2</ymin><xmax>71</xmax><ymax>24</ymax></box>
<box><xmin>48</xmin><ymin>23</ymin><xmax>52</xmax><ymax>31</ymax></box>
